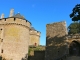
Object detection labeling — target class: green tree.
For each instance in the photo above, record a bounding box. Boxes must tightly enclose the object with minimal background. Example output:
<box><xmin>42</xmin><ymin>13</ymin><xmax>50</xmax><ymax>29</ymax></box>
<box><xmin>68</xmin><ymin>4</ymin><xmax>80</xmax><ymax>34</ymax></box>
<box><xmin>68</xmin><ymin>22</ymin><xmax>79</xmax><ymax>34</ymax></box>
<box><xmin>70</xmin><ymin>4</ymin><xmax>80</xmax><ymax>21</ymax></box>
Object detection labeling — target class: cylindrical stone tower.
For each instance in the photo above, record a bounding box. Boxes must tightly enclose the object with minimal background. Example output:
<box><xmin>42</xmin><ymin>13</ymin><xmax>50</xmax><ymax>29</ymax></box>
<box><xmin>0</xmin><ymin>15</ymin><xmax>31</xmax><ymax>60</ymax></box>
<box><xmin>29</xmin><ymin>27</ymin><xmax>40</xmax><ymax>46</ymax></box>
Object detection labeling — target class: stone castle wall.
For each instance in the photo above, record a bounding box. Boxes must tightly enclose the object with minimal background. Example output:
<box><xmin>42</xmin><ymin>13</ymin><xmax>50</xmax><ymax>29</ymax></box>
<box><xmin>28</xmin><ymin>51</ymin><xmax>45</xmax><ymax>60</ymax></box>
<box><xmin>65</xmin><ymin>34</ymin><xmax>80</xmax><ymax>48</ymax></box>
<box><xmin>0</xmin><ymin>18</ymin><xmax>31</xmax><ymax>60</ymax></box>
<box><xmin>0</xmin><ymin>18</ymin><xmax>31</xmax><ymax>28</ymax></box>
<box><xmin>45</xmin><ymin>21</ymin><xmax>69</xmax><ymax>60</ymax></box>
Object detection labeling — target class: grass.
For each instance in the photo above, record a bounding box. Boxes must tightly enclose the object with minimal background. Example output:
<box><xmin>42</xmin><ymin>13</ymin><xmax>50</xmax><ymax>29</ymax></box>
<box><xmin>28</xmin><ymin>45</ymin><xmax>45</xmax><ymax>56</ymax></box>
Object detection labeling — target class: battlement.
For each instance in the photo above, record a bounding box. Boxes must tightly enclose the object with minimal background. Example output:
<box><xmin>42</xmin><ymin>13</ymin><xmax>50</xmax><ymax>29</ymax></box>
<box><xmin>0</xmin><ymin>17</ymin><xmax>31</xmax><ymax>28</ymax></box>
<box><xmin>30</xmin><ymin>29</ymin><xmax>41</xmax><ymax>37</ymax></box>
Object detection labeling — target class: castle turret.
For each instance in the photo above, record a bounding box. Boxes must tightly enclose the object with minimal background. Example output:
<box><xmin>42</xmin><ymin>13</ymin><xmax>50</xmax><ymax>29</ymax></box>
<box><xmin>29</xmin><ymin>27</ymin><xmax>41</xmax><ymax>46</ymax></box>
<box><xmin>9</xmin><ymin>9</ymin><xmax>14</xmax><ymax>17</ymax></box>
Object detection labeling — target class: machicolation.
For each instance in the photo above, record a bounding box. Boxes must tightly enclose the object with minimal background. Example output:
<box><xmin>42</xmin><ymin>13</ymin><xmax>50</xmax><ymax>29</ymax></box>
<box><xmin>0</xmin><ymin>17</ymin><xmax>31</xmax><ymax>28</ymax></box>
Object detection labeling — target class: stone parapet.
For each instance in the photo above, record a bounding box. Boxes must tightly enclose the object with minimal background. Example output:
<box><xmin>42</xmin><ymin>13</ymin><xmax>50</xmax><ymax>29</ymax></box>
<box><xmin>30</xmin><ymin>29</ymin><xmax>40</xmax><ymax>37</ymax></box>
<box><xmin>0</xmin><ymin>17</ymin><xmax>31</xmax><ymax>29</ymax></box>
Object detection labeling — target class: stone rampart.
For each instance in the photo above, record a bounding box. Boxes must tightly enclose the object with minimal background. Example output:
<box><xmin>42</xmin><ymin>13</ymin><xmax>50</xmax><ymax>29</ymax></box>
<box><xmin>0</xmin><ymin>17</ymin><xmax>31</xmax><ymax>28</ymax></box>
<box><xmin>28</xmin><ymin>51</ymin><xmax>45</xmax><ymax>60</ymax></box>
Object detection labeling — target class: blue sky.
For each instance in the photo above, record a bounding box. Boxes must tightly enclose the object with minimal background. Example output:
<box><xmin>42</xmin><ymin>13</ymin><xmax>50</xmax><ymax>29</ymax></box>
<box><xmin>0</xmin><ymin>0</ymin><xmax>80</xmax><ymax>45</ymax></box>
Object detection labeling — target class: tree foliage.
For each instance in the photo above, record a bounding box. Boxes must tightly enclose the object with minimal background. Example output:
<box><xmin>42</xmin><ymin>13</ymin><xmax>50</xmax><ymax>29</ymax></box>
<box><xmin>68</xmin><ymin>22</ymin><xmax>80</xmax><ymax>34</ymax></box>
<box><xmin>68</xmin><ymin>4</ymin><xmax>80</xmax><ymax>34</ymax></box>
<box><xmin>70</xmin><ymin>4</ymin><xmax>80</xmax><ymax>21</ymax></box>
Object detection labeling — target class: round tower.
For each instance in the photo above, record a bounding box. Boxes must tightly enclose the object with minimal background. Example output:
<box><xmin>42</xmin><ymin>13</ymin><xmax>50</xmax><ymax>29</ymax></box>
<box><xmin>29</xmin><ymin>27</ymin><xmax>41</xmax><ymax>46</ymax></box>
<box><xmin>0</xmin><ymin>9</ymin><xmax>31</xmax><ymax>60</ymax></box>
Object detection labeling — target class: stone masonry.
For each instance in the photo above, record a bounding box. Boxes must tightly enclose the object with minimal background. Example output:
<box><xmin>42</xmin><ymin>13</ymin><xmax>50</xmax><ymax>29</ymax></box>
<box><xmin>1</xmin><ymin>9</ymin><xmax>80</xmax><ymax>60</ymax></box>
<box><xmin>45</xmin><ymin>21</ymin><xmax>68</xmax><ymax>60</ymax></box>
<box><xmin>29</xmin><ymin>28</ymin><xmax>40</xmax><ymax>46</ymax></box>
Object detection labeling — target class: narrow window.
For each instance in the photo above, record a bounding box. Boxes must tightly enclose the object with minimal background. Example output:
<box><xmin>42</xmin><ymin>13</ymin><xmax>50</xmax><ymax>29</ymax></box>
<box><xmin>1</xmin><ymin>49</ymin><xmax>3</xmax><ymax>53</ymax></box>
<box><xmin>1</xmin><ymin>29</ymin><xmax>2</xmax><ymax>30</ymax></box>
<box><xmin>1</xmin><ymin>39</ymin><xmax>3</xmax><ymax>42</ymax></box>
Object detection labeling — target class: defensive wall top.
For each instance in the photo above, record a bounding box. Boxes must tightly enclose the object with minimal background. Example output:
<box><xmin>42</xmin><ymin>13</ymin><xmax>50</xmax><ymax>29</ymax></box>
<box><xmin>0</xmin><ymin>9</ymin><xmax>31</xmax><ymax>28</ymax></box>
<box><xmin>30</xmin><ymin>27</ymin><xmax>41</xmax><ymax>37</ymax></box>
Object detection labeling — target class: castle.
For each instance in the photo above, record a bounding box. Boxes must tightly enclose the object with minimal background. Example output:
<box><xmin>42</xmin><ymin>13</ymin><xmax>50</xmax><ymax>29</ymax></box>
<box><xmin>28</xmin><ymin>20</ymin><xmax>80</xmax><ymax>60</ymax></box>
<box><xmin>0</xmin><ymin>9</ymin><xmax>80</xmax><ymax>60</ymax></box>
<box><xmin>0</xmin><ymin>9</ymin><xmax>40</xmax><ymax>60</ymax></box>
<box><xmin>45</xmin><ymin>21</ymin><xmax>80</xmax><ymax>60</ymax></box>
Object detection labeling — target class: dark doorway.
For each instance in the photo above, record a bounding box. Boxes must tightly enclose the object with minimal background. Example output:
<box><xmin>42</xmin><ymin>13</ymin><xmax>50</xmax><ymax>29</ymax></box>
<box><xmin>0</xmin><ymin>56</ymin><xmax>2</xmax><ymax>60</ymax></box>
<box><xmin>69</xmin><ymin>41</ymin><xmax>80</xmax><ymax>56</ymax></box>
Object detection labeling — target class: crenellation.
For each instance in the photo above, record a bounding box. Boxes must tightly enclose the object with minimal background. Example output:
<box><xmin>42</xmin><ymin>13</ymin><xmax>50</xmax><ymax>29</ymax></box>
<box><xmin>30</xmin><ymin>30</ymin><xmax>40</xmax><ymax>36</ymax></box>
<box><xmin>37</xmin><ymin>32</ymin><xmax>41</xmax><ymax>36</ymax></box>
<box><xmin>27</xmin><ymin>21</ymin><xmax>31</xmax><ymax>28</ymax></box>
<box><xmin>0</xmin><ymin>17</ymin><xmax>31</xmax><ymax>29</ymax></box>
<box><xmin>6</xmin><ymin>18</ymin><xmax>15</xmax><ymax>23</ymax></box>
<box><xmin>0</xmin><ymin>19</ymin><xmax>6</xmax><ymax>24</ymax></box>
<box><xmin>15</xmin><ymin>18</ymin><xmax>23</xmax><ymax>24</ymax></box>
<box><xmin>21</xmin><ymin>19</ymin><xmax>28</xmax><ymax>26</ymax></box>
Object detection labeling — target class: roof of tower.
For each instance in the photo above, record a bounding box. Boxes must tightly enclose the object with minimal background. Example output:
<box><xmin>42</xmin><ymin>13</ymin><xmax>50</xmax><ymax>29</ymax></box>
<box><xmin>0</xmin><ymin>11</ymin><xmax>32</xmax><ymax>26</ymax></box>
<box><xmin>12</xmin><ymin>13</ymin><xmax>26</xmax><ymax>20</ymax></box>
<box><xmin>31</xmin><ymin>27</ymin><xmax>36</xmax><ymax>30</ymax></box>
<box><xmin>30</xmin><ymin>27</ymin><xmax>41</xmax><ymax>33</ymax></box>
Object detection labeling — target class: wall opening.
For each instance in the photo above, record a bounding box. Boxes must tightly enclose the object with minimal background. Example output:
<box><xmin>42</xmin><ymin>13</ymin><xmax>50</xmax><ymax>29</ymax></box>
<box><xmin>1</xmin><ymin>29</ymin><xmax>2</xmax><ymax>30</ymax></box>
<box><xmin>1</xmin><ymin>49</ymin><xmax>3</xmax><ymax>53</ymax></box>
<box><xmin>1</xmin><ymin>39</ymin><xmax>3</xmax><ymax>42</ymax></box>
<box><xmin>69</xmin><ymin>41</ymin><xmax>80</xmax><ymax>56</ymax></box>
<box><xmin>0</xmin><ymin>56</ymin><xmax>2</xmax><ymax>60</ymax></box>
<box><xmin>34</xmin><ymin>43</ymin><xmax>37</xmax><ymax>46</ymax></box>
